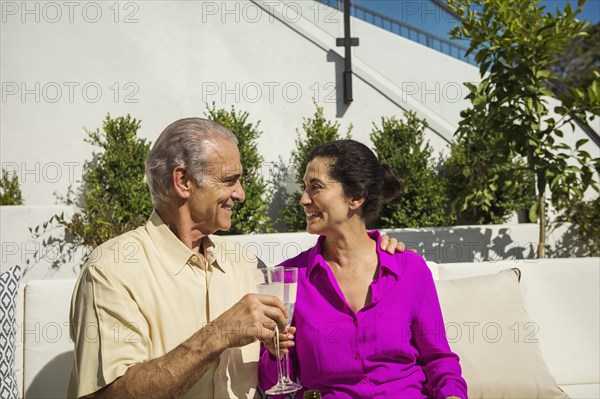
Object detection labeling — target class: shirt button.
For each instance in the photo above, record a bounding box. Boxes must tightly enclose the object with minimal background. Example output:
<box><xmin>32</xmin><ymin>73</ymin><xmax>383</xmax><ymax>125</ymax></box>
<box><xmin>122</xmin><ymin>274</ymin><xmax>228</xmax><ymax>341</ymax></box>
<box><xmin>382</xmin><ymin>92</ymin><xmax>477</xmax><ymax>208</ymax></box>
<box><xmin>191</xmin><ymin>255</ymin><xmax>199</xmax><ymax>262</ymax></box>
<box><xmin>354</xmin><ymin>353</ymin><xmax>359</xmax><ymax>360</ymax></box>
<box><xmin>353</xmin><ymin>319</ymin><xmax>358</xmax><ymax>326</ymax></box>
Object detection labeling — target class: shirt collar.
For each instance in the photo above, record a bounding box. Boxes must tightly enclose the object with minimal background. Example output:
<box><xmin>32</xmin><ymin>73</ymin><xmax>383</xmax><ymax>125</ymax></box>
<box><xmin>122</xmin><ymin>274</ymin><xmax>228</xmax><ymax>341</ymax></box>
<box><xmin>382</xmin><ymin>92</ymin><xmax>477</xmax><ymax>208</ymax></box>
<box><xmin>202</xmin><ymin>235</ymin><xmax>226</xmax><ymax>274</ymax></box>
<box><xmin>145</xmin><ymin>210</ymin><xmax>203</xmax><ymax>275</ymax></box>
<box><xmin>370</xmin><ymin>230</ymin><xmax>400</xmax><ymax>278</ymax></box>
<box><xmin>306</xmin><ymin>235</ymin><xmax>327</xmax><ymax>277</ymax></box>
<box><xmin>305</xmin><ymin>230</ymin><xmax>400</xmax><ymax>278</ymax></box>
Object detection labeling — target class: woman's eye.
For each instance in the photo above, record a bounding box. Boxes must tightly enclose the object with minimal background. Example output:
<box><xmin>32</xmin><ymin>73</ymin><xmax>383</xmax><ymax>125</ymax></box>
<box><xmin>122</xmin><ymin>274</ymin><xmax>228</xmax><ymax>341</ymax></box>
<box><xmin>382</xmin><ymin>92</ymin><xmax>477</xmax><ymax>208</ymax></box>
<box><xmin>302</xmin><ymin>183</ymin><xmax>321</xmax><ymax>191</ymax></box>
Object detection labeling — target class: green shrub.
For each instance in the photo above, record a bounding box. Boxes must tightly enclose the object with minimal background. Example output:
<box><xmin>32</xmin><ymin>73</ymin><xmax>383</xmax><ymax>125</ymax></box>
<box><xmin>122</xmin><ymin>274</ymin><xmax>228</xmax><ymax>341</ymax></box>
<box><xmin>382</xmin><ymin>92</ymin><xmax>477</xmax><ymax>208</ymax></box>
<box><xmin>442</xmin><ymin>134</ymin><xmax>536</xmax><ymax>225</ymax></box>
<box><xmin>0</xmin><ymin>169</ymin><xmax>24</xmax><ymax>205</ymax></box>
<box><xmin>371</xmin><ymin>112</ymin><xmax>453</xmax><ymax>228</ymax></box>
<box><xmin>32</xmin><ymin>114</ymin><xmax>153</xmax><ymax>270</ymax></box>
<box><xmin>280</xmin><ymin>103</ymin><xmax>351</xmax><ymax>231</ymax></box>
<box><xmin>205</xmin><ymin>103</ymin><xmax>273</xmax><ymax>234</ymax></box>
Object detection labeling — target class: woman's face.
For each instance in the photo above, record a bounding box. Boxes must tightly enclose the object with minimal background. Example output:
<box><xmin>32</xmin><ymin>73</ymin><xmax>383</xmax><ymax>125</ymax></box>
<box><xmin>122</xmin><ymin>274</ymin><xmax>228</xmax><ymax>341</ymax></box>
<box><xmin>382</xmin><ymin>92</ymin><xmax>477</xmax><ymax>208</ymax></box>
<box><xmin>299</xmin><ymin>157</ymin><xmax>354</xmax><ymax>235</ymax></box>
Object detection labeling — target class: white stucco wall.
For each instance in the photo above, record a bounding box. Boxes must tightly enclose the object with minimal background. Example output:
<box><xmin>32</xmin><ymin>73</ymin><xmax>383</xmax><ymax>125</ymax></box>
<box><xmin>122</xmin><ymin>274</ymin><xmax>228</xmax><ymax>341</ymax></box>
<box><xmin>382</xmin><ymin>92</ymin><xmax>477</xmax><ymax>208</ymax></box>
<box><xmin>1</xmin><ymin>0</ymin><xmax>486</xmax><ymax>206</ymax></box>
<box><xmin>289</xmin><ymin>0</ymin><xmax>480</xmax><ymax>126</ymax></box>
<box><xmin>1</xmin><ymin>0</ymin><xmax>597</xmax><ymax>214</ymax></box>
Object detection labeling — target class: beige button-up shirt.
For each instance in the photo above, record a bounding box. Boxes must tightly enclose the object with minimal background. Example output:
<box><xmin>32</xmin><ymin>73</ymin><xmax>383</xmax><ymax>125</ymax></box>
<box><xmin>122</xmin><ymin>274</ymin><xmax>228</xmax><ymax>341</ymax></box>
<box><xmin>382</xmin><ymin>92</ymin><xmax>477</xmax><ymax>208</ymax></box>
<box><xmin>68</xmin><ymin>211</ymin><xmax>260</xmax><ymax>398</ymax></box>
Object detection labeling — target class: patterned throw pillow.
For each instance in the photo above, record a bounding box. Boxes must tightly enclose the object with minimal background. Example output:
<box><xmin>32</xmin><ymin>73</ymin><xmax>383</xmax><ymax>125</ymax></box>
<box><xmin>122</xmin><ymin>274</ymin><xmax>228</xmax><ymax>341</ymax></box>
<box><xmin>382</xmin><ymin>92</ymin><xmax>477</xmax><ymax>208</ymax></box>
<box><xmin>1</xmin><ymin>265</ymin><xmax>21</xmax><ymax>399</ymax></box>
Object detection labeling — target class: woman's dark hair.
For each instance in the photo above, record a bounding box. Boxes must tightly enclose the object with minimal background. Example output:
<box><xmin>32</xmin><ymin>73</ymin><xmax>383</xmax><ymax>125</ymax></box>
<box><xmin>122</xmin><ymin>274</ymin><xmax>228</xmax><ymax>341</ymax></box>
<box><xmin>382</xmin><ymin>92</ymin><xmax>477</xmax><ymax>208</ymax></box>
<box><xmin>307</xmin><ymin>139</ymin><xmax>402</xmax><ymax>221</ymax></box>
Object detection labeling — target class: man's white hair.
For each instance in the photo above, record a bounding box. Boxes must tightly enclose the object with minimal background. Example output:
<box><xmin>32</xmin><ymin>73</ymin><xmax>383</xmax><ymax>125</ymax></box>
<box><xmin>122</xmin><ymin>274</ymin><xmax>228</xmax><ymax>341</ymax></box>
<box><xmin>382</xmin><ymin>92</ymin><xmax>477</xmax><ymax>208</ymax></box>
<box><xmin>145</xmin><ymin>118</ymin><xmax>238</xmax><ymax>206</ymax></box>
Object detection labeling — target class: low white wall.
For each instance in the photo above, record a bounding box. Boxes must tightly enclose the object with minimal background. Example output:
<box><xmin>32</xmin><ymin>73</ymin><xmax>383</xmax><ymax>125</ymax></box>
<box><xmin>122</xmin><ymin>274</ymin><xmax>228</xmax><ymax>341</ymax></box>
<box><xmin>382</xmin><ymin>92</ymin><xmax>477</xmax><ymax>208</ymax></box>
<box><xmin>2</xmin><ymin>205</ymin><xmax>579</xmax><ymax>285</ymax></box>
<box><xmin>1</xmin><ymin>206</ymin><xmax>83</xmax><ymax>282</ymax></box>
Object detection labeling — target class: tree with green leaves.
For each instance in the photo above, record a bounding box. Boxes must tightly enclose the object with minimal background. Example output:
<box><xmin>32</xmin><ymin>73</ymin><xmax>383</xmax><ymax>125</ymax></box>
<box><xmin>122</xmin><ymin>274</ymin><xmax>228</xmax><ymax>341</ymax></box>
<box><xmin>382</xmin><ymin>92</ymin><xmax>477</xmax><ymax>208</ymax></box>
<box><xmin>32</xmin><ymin>115</ymin><xmax>153</xmax><ymax>271</ymax></box>
<box><xmin>371</xmin><ymin>112</ymin><xmax>454</xmax><ymax>228</ymax></box>
<box><xmin>0</xmin><ymin>169</ymin><xmax>24</xmax><ymax>205</ymax></box>
<box><xmin>205</xmin><ymin>103</ymin><xmax>273</xmax><ymax>234</ymax></box>
<box><xmin>549</xmin><ymin>21</ymin><xmax>600</xmax><ymax>114</ymax></box>
<box><xmin>448</xmin><ymin>0</ymin><xmax>600</xmax><ymax>257</ymax></box>
<box><xmin>443</xmin><ymin>131</ymin><xmax>536</xmax><ymax>225</ymax></box>
<box><xmin>280</xmin><ymin>103</ymin><xmax>351</xmax><ymax>231</ymax></box>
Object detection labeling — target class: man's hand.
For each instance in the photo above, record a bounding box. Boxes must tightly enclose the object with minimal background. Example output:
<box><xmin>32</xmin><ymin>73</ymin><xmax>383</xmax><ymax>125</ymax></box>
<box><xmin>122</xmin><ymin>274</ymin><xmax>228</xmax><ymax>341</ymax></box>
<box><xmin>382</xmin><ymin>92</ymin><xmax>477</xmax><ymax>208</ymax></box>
<box><xmin>380</xmin><ymin>233</ymin><xmax>415</xmax><ymax>254</ymax></box>
<box><xmin>211</xmin><ymin>293</ymin><xmax>288</xmax><ymax>350</ymax></box>
<box><xmin>94</xmin><ymin>294</ymin><xmax>286</xmax><ymax>399</ymax></box>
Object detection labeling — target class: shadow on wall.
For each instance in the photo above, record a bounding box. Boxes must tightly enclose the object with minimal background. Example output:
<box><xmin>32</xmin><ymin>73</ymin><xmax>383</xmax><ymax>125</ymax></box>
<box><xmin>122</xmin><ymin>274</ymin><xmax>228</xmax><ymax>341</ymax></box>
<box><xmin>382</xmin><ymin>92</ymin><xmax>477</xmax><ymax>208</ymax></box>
<box><xmin>325</xmin><ymin>50</ymin><xmax>350</xmax><ymax>118</ymax></box>
<box><xmin>267</xmin><ymin>157</ymin><xmax>295</xmax><ymax>232</ymax></box>
<box><xmin>547</xmin><ymin>222</ymin><xmax>597</xmax><ymax>258</ymax></box>
<box><xmin>26</xmin><ymin>351</ymin><xmax>73</xmax><ymax>398</ymax></box>
<box><xmin>384</xmin><ymin>226</ymin><xmax>539</xmax><ymax>263</ymax></box>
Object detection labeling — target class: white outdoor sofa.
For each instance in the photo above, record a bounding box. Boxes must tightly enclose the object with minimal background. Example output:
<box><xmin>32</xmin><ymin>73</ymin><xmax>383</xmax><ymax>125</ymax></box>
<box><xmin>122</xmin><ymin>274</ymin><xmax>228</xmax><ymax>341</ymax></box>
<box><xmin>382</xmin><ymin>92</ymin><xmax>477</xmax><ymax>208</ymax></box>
<box><xmin>8</xmin><ymin>232</ymin><xmax>600</xmax><ymax>398</ymax></box>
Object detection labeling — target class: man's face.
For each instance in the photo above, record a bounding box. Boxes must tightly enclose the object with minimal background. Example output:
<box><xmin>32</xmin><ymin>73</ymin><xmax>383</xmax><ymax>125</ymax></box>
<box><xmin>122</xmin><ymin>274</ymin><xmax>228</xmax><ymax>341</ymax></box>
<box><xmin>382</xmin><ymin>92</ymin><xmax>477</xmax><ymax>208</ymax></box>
<box><xmin>188</xmin><ymin>138</ymin><xmax>245</xmax><ymax>235</ymax></box>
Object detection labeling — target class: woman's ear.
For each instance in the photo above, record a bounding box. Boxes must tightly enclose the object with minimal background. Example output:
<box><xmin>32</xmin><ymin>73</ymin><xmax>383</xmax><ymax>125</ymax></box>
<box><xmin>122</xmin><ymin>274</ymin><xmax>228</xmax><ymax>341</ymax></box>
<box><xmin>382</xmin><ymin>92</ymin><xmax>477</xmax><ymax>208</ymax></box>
<box><xmin>172</xmin><ymin>166</ymin><xmax>192</xmax><ymax>199</ymax></box>
<box><xmin>349</xmin><ymin>195</ymin><xmax>366</xmax><ymax>211</ymax></box>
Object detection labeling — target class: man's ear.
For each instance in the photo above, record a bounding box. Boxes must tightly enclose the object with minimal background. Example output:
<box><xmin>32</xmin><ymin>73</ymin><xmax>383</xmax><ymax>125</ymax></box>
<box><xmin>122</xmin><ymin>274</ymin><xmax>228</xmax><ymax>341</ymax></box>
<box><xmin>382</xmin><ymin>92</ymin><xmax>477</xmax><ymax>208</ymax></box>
<box><xmin>172</xmin><ymin>166</ymin><xmax>192</xmax><ymax>199</ymax></box>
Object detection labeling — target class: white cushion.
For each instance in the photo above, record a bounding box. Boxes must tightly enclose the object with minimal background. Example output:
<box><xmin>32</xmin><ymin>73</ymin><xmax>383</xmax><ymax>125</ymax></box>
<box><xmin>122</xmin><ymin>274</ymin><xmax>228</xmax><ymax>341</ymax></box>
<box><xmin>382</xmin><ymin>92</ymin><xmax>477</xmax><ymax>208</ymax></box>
<box><xmin>518</xmin><ymin>259</ymin><xmax>600</xmax><ymax>385</ymax></box>
<box><xmin>426</xmin><ymin>261</ymin><xmax>440</xmax><ymax>280</ymax></box>
<box><xmin>559</xmin><ymin>384</ymin><xmax>600</xmax><ymax>399</ymax></box>
<box><xmin>439</xmin><ymin>258</ymin><xmax>600</xmax><ymax>385</ymax></box>
<box><xmin>22</xmin><ymin>279</ymin><xmax>75</xmax><ymax>398</ymax></box>
<box><xmin>436</xmin><ymin>269</ymin><xmax>567</xmax><ymax>398</ymax></box>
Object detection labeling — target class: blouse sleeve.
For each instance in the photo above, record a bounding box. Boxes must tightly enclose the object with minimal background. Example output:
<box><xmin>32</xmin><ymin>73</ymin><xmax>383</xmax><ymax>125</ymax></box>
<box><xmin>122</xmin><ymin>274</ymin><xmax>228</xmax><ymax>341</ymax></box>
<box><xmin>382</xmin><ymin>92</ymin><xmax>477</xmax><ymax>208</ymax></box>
<box><xmin>411</xmin><ymin>260</ymin><xmax>468</xmax><ymax>399</ymax></box>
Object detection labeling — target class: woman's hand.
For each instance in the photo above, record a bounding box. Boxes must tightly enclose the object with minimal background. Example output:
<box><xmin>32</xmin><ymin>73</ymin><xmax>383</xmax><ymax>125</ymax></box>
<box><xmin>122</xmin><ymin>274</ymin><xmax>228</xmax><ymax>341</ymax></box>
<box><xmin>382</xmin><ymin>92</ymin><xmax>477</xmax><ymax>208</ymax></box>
<box><xmin>261</xmin><ymin>326</ymin><xmax>296</xmax><ymax>357</ymax></box>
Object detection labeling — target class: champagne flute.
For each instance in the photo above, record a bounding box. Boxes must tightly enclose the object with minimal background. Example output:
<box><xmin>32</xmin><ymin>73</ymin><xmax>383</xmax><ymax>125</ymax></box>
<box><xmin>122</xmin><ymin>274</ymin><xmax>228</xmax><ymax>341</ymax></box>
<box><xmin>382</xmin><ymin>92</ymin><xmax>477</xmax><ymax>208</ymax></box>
<box><xmin>254</xmin><ymin>267</ymin><xmax>290</xmax><ymax>395</ymax></box>
<box><xmin>280</xmin><ymin>267</ymin><xmax>302</xmax><ymax>392</ymax></box>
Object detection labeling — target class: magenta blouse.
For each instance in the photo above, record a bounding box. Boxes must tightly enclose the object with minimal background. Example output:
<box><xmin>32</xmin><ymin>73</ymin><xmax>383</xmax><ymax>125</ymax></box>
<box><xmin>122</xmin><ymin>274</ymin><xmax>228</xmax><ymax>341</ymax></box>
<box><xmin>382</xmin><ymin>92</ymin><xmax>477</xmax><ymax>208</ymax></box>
<box><xmin>258</xmin><ymin>231</ymin><xmax>467</xmax><ymax>399</ymax></box>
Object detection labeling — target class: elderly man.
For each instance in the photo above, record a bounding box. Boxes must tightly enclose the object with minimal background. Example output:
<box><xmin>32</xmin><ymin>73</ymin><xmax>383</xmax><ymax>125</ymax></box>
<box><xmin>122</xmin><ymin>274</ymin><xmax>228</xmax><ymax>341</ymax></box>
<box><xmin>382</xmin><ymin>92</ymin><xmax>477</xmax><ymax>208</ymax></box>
<box><xmin>68</xmin><ymin>118</ymin><xmax>403</xmax><ymax>399</ymax></box>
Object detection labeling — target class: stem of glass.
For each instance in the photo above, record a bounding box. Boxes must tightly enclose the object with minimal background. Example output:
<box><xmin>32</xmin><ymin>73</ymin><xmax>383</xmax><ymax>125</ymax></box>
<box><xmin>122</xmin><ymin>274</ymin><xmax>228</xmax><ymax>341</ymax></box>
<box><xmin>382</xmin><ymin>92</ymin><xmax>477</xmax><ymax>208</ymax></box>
<box><xmin>274</xmin><ymin>325</ymin><xmax>285</xmax><ymax>385</ymax></box>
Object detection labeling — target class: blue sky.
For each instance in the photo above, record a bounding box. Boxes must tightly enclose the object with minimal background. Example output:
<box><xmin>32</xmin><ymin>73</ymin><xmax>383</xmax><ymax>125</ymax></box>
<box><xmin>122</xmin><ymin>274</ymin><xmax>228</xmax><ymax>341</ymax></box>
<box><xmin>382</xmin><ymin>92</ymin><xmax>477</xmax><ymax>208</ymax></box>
<box><xmin>352</xmin><ymin>0</ymin><xmax>600</xmax><ymax>42</ymax></box>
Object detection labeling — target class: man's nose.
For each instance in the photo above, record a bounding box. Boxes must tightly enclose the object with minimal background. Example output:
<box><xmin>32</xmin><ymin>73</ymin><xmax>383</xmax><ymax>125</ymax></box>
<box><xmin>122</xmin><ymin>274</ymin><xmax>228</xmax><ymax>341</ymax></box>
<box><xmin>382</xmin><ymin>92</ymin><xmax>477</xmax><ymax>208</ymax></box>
<box><xmin>233</xmin><ymin>182</ymin><xmax>245</xmax><ymax>202</ymax></box>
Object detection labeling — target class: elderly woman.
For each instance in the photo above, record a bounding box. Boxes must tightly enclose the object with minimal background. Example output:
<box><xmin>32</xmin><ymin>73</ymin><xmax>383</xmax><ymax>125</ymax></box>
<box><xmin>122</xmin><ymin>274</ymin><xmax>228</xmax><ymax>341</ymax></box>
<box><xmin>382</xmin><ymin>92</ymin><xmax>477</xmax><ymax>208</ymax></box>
<box><xmin>259</xmin><ymin>140</ymin><xmax>467</xmax><ymax>398</ymax></box>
